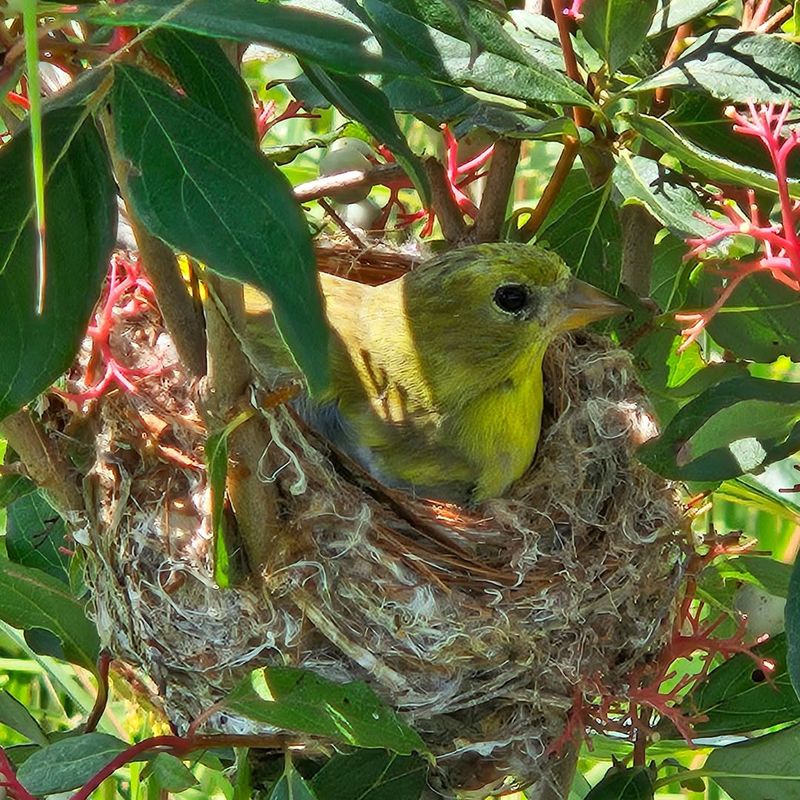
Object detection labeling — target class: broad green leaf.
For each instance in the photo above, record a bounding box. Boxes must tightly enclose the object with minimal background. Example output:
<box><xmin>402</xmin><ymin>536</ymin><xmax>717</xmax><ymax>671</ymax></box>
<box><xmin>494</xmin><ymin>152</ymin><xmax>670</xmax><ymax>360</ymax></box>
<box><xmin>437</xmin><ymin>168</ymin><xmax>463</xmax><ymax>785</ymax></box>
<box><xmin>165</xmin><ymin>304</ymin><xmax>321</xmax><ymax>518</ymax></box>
<box><xmin>223</xmin><ymin>667</ymin><xmax>427</xmax><ymax>754</ymax></box>
<box><xmin>6</xmin><ymin>491</ymin><xmax>70</xmax><ymax>582</ymax></box>
<box><xmin>719</xmin><ymin>556</ymin><xmax>793</xmax><ymax>598</ymax></box>
<box><xmin>647</xmin><ymin>0</ymin><xmax>716</xmax><ymax>35</ymax></box>
<box><xmin>0</xmin><ymin>107</ymin><xmax>116</xmax><ymax>421</ymax></box>
<box><xmin>17</xmin><ymin>733</ymin><xmax>128</xmax><ymax>796</ymax></box>
<box><xmin>142</xmin><ymin>29</ymin><xmax>256</xmax><ymax>141</ymax></box>
<box><xmin>628</xmin><ymin>29</ymin><xmax>800</xmax><ymax>104</ymax></box>
<box><xmin>787</xmin><ymin>554</ymin><xmax>800</xmax><ymax>702</ymax></box>
<box><xmin>698</xmin><ymin>272</ymin><xmax>800</xmax><ymax>363</ymax></box>
<box><xmin>0</xmin><ymin>473</ymin><xmax>35</xmax><ymax>509</ymax></box>
<box><xmin>311</xmin><ymin>750</ymin><xmax>427</xmax><ymax>800</ymax></box>
<box><xmin>705</xmin><ymin>724</ymin><xmax>800</xmax><ymax>800</ymax></box>
<box><xmin>507</xmin><ymin>10</ymin><xmax>574</xmax><ymax>73</ymax></box>
<box><xmin>270</xmin><ymin>760</ymin><xmax>319</xmax><ymax>800</ymax></box>
<box><xmin>582</xmin><ymin>0</ymin><xmax>658</xmax><ymax>73</ymax></box>
<box><xmin>637</xmin><ymin>376</ymin><xmax>800</xmax><ymax>481</ymax></box>
<box><xmin>0</xmin><ymin>690</ymin><xmax>49</xmax><ymax>746</ymax></box>
<box><xmin>535</xmin><ymin>172</ymin><xmax>621</xmax><ymax>294</ymax></box>
<box><xmin>649</xmin><ymin>231</ymin><xmax>693</xmax><ymax>312</ymax></box>
<box><xmin>111</xmin><ymin>65</ymin><xmax>330</xmax><ymax>395</ymax></box>
<box><xmin>585</xmin><ymin>765</ymin><xmax>654</xmax><ymax>799</ymax></box>
<box><xmin>0</xmin><ymin>553</ymin><xmax>100</xmax><ymax>673</ymax></box>
<box><xmin>624</xmin><ymin>114</ymin><xmax>800</xmax><ymax>199</ymax></box>
<box><xmin>693</xmin><ymin>633</ymin><xmax>800</xmax><ymax>735</ymax></box>
<box><xmin>79</xmin><ymin>0</ymin><xmax>399</xmax><ymax>76</ymax></box>
<box><xmin>142</xmin><ymin>753</ymin><xmax>199</xmax><ymax>792</ymax></box>
<box><xmin>206</xmin><ymin>428</ymin><xmax>230</xmax><ymax>588</ymax></box>
<box><xmin>612</xmin><ymin>153</ymin><xmax>717</xmax><ymax>241</ymax></box>
<box><xmin>716</xmin><ymin>475</ymin><xmax>800</xmax><ymax>527</ymax></box>
<box><xmin>302</xmin><ymin>66</ymin><xmax>430</xmax><ymax>203</ymax></box>
<box><xmin>363</xmin><ymin>0</ymin><xmax>596</xmax><ymax>108</ymax></box>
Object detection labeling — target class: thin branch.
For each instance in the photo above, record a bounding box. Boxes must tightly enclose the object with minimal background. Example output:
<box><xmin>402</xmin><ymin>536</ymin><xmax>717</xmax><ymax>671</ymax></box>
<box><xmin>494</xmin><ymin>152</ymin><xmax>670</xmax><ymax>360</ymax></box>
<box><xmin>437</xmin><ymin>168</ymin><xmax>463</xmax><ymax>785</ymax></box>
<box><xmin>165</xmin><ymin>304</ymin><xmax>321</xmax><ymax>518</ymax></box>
<box><xmin>550</xmin><ymin>0</ymin><xmax>591</xmax><ymax>129</ymax></box>
<box><xmin>653</xmin><ymin>23</ymin><xmax>692</xmax><ymax>112</ymax></box>
<box><xmin>757</xmin><ymin>4</ymin><xmax>792</xmax><ymax>32</ymax></box>
<box><xmin>294</xmin><ymin>163</ymin><xmax>406</xmax><ymax>203</ymax></box>
<box><xmin>0</xmin><ymin>410</ymin><xmax>83</xmax><ymax>516</ymax></box>
<box><xmin>318</xmin><ymin>198</ymin><xmax>367</xmax><ymax>248</ymax></box>
<box><xmin>517</xmin><ymin>137</ymin><xmax>580</xmax><ymax>241</ymax></box>
<box><xmin>469</xmin><ymin>138</ymin><xmax>521</xmax><ymax>243</ymax></box>
<box><xmin>424</xmin><ymin>157</ymin><xmax>469</xmax><ymax>242</ymax></box>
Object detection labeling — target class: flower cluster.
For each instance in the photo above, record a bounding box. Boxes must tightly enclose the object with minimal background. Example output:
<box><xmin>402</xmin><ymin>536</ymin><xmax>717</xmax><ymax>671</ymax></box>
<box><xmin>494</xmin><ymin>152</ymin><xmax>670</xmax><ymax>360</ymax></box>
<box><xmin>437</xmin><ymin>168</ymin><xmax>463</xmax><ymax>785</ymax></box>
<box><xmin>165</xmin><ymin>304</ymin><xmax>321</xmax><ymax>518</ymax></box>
<box><xmin>677</xmin><ymin>102</ymin><xmax>800</xmax><ymax>349</ymax></box>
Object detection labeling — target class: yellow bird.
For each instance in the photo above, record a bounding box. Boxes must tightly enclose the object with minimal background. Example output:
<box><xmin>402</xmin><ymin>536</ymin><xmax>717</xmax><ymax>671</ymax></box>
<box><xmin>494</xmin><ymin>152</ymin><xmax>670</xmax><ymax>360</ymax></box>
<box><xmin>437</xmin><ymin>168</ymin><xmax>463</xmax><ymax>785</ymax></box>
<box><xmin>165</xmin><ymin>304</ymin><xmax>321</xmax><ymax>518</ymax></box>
<box><xmin>243</xmin><ymin>243</ymin><xmax>625</xmax><ymax>504</ymax></box>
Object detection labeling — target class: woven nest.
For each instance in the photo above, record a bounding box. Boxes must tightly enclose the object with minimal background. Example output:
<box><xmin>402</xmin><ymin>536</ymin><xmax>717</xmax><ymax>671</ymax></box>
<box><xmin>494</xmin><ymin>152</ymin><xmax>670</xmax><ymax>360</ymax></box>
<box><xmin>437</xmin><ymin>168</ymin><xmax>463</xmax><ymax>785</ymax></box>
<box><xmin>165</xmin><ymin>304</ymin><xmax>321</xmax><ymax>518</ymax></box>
<box><xmin>69</xmin><ymin>247</ymin><xmax>684</xmax><ymax>798</ymax></box>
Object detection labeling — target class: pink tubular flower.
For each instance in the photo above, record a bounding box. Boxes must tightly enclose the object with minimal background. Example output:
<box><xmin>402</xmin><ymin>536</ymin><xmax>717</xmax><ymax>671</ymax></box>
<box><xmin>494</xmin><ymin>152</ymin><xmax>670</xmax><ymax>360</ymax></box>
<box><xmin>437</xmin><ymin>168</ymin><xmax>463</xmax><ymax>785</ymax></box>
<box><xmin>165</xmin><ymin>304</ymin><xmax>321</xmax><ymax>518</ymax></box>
<box><xmin>677</xmin><ymin>102</ymin><xmax>800</xmax><ymax>350</ymax></box>
<box><xmin>564</xmin><ymin>0</ymin><xmax>585</xmax><ymax>20</ymax></box>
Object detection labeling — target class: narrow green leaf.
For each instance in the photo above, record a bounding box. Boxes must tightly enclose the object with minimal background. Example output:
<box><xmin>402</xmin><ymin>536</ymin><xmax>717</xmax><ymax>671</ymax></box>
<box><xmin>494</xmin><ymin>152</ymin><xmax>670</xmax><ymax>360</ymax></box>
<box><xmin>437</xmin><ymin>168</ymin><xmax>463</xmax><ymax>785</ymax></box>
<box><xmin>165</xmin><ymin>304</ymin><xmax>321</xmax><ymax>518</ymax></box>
<box><xmin>0</xmin><ymin>107</ymin><xmax>116</xmax><ymax>420</ymax></box>
<box><xmin>624</xmin><ymin>114</ymin><xmax>800</xmax><ymax>199</ymax></box>
<box><xmin>628</xmin><ymin>29</ymin><xmax>800</xmax><ymax>104</ymax></box>
<box><xmin>311</xmin><ymin>750</ymin><xmax>427</xmax><ymax>800</ymax></box>
<box><xmin>363</xmin><ymin>0</ymin><xmax>596</xmax><ymax>108</ymax></box>
<box><xmin>582</xmin><ymin>0</ymin><xmax>658</xmax><ymax>73</ymax></box>
<box><xmin>585</xmin><ymin>765</ymin><xmax>654</xmax><ymax>799</ymax></box>
<box><xmin>637</xmin><ymin>376</ymin><xmax>800</xmax><ymax>481</ymax></box>
<box><xmin>705</xmin><ymin>724</ymin><xmax>800</xmax><ymax>800</ymax></box>
<box><xmin>17</xmin><ymin>733</ymin><xmax>128</xmax><ymax>796</ymax></box>
<box><xmin>0</xmin><ymin>690</ymin><xmax>49</xmax><ymax>746</ymax></box>
<box><xmin>206</xmin><ymin>428</ymin><xmax>230</xmax><ymax>588</ymax></box>
<box><xmin>111</xmin><ymin>65</ymin><xmax>330</xmax><ymax>395</ymax></box>
<box><xmin>223</xmin><ymin>667</ymin><xmax>428</xmax><ymax>755</ymax></box>
<box><xmin>715</xmin><ymin>475</ymin><xmax>800</xmax><ymax>527</ymax></box>
<box><xmin>302</xmin><ymin>66</ymin><xmax>430</xmax><ymax>204</ymax></box>
<box><xmin>787</xmin><ymin>556</ymin><xmax>800</xmax><ymax>703</ymax></box>
<box><xmin>79</xmin><ymin>0</ymin><xmax>399</xmax><ymax>76</ymax></box>
<box><xmin>694</xmin><ymin>633</ymin><xmax>800</xmax><ymax>735</ymax></box>
<box><xmin>0</xmin><ymin>553</ymin><xmax>100</xmax><ymax>674</ymax></box>
<box><xmin>142</xmin><ymin>29</ymin><xmax>256</xmax><ymax>141</ymax></box>
<box><xmin>6</xmin><ymin>491</ymin><xmax>70</xmax><ymax>582</ymax></box>
<box><xmin>698</xmin><ymin>272</ymin><xmax>800</xmax><ymax>363</ymax></box>
<box><xmin>648</xmin><ymin>0</ymin><xmax>716</xmax><ymax>35</ymax></box>
<box><xmin>612</xmin><ymin>152</ymin><xmax>717</xmax><ymax>241</ymax></box>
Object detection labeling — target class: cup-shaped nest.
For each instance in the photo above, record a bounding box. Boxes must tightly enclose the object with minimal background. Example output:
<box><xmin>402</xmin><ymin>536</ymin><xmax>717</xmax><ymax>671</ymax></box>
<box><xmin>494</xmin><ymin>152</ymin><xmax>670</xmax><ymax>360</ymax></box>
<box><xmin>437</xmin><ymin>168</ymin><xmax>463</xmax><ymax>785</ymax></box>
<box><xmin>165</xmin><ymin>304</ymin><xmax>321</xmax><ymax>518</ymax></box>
<box><xmin>78</xmin><ymin>254</ymin><xmax>683</xmax><ymax>798</ymax></box>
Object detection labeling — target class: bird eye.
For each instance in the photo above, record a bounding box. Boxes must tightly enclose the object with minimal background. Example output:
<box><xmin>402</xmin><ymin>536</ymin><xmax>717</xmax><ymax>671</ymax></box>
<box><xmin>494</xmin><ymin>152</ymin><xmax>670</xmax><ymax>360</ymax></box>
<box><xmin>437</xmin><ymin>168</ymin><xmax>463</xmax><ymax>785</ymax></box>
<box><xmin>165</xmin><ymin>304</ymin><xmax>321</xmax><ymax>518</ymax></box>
<box><xmin>493</xmin><ymin>284</ymin><xmax>529</xmax><ymax>314</ymax></box>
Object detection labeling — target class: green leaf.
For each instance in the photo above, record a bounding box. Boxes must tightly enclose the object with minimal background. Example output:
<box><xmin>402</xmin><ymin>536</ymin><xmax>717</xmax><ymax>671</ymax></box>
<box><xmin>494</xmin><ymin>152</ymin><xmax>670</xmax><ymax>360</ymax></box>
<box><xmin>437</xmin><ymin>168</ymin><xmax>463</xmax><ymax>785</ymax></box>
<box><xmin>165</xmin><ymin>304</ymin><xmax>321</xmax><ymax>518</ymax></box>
<box><xmin>647</xmin><ymin>0</ymin><xmax>716</xmax><ymax>35</ymax></box>
<box><xmin>787</xmin><ymin>554</ymin><xmax>800</xmax><ymax>702</ymax></box>
<box><xmin>142</xmin><ymin>753</ymin><xmax>199</xmax><ymax>792</ymax></box>
<box><xmin>206</xmin><ymin>428</ymin><xmax>230</xmax><ymax>588</ymax></box>
<box><xmin>270</xmin><ymin>760</ymin><xmax>319</xmax><ymax>800</ymax></box>
<box><xmin>363</xmin><ymin>0</ymin><xmax>597</xmax><ymax>108</ymax></box>
<box><xmin>223</xmin><ymin>667</ymin><xmax>428</xmax><ymax>755</ymax></box>
<box><xmin>705</xmin><ymin>724</ymin><xmax>800</xmax><ymax>800</ymax></box>
<box><xmin>637</xmin><ymin>376</ymin><xmax>800</xmax><ymax>481</ymax></box>
<box><xmin>0</xmin><ymin>552</ymin><xmax>100</xmax><ymax>674</ymax></box>
<box><xmin>697</xmin><ymin>272</ymin><xmax>800</xmax><ymax>363</ymax></box>
<box><xmin>582</xmin><ymin>0</ymin><xmax>658</xmax><ymax>73</ymax></box>
<box><xmin>79</xmin><ymin>0</ymin><xmax>399</xmax><ymax>76</ymax></box>
<box><xmin>111</xmin><ymin>65</ymin><xmax>330</xmax><ymax>395</ymax></box>
<box><xmin>302</xmin><ymin>66</ymin><xmax>430</xmax><ymax>204</ymax></box>
<box><xmin>0</xmin><ymin>107</ymin><xmax>116</xmax><ymax>420</ymax></box>
<box><xmin>0</xmin><ymin>473</ymin><xmax>35</xmax><ymax>509</ymax></box>
<box><xmin>612</xmin><ymin>152</ymin><xmax>717</xmax><ymax>241</ymax></box>
<box><xmin>142</xmin><ymin>29</ymin><xmax>256</xmax><ymax>141</ymax></box>
<box><xmin>628</xmin><ymin>29</ymin><xmax>800</xmax><ymax>104</ymax></box>
<box><xmin>649</xmin><ymin>231</ymin><xmax>693</xmax><ymax>312</ymax></box>
<box><xmin>535</xmin><ymin>172</ymin><xmax>621</xmax><ymax>294</ymax></box>
<box><xmin>585</xmin><ymin>765</ymin><xmax>654</xmax><ymax>800</ymax></box>
<box><xmin>17</xmin><ymin>733</ymin><xmax>128</xmax><ymax>796</ymax></box>
<box><xmin>6</xmin><ymin>491</ymin><xmax>70</xmax><ymax>582</ymax></box>
<box><xmin>311</xmin><ymin>750</ymin><xmax>427</xmax><ymax>800</ymax></box>
<box><xmin>719</xmin><ymin>556</ymin><xmax>794</xmax><ymax>598</ymax></box>
<box><xmin>0</xmin><ymin>690</ymin><xmax>49</xmax><ymax>746</ymax></box>
<box><xmin>693</xmin><ymin>633</ymin><xmax>800</xmax><ymax>735</ymax></box>
<box><xmin>624</xmin><ymin>114</ymin><xmax>800</xmax><ymax>199</ymax></box>
<box><xmin>715</xmin><ymin>474</ymin><xmax>800</xmax><ymax>528</ymax></box>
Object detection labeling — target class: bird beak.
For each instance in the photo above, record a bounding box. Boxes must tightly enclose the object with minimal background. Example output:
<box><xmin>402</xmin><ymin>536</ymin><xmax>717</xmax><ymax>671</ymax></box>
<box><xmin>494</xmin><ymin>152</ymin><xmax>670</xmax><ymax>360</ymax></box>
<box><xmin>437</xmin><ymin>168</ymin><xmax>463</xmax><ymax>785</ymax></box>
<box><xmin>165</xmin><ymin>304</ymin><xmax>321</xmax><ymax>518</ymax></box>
<box><xmin>558</xmin><ymin>278</ymin><xmax>627</xmax><ymax>330</ymax></box>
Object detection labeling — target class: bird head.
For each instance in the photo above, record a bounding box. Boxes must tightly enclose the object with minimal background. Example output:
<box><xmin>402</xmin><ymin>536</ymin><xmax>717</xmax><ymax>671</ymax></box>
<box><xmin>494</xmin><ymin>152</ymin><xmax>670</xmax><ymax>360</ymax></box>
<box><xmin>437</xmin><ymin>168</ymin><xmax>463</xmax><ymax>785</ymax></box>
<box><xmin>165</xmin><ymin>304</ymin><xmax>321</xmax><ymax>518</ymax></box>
<box><xmin>400</xmin><ymin>243</ymin><xmax>626</xmax><ymax>396</ymax></box>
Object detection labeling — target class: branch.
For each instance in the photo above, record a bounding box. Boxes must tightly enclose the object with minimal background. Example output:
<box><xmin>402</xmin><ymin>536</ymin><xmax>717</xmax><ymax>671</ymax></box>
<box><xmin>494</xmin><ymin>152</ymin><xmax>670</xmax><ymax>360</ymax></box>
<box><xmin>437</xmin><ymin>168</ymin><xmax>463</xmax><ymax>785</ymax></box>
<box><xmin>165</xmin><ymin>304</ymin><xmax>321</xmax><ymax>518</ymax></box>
<box><xmin>550</xmin><ymin>0</ymin><xmax>592</xmax><ymax>129</ymax></box>
<box><xmin>0</xmin><ymin>410</ymin><xmax>84</xmax><ymax>516</ymax></box>
<box><xmin>469</xmin><ymin>138</ymin><xmax>521</xmax><ymax>243</ymax></box>
<box><xmin>293</xmin><ymin>163</ymin><xmax>406</xmax><ymax>203</ymax></box>
<box><xmin>424</xmin><ymin>157</ymin><xmax>468</xmax><ymax>242</ymax></box>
